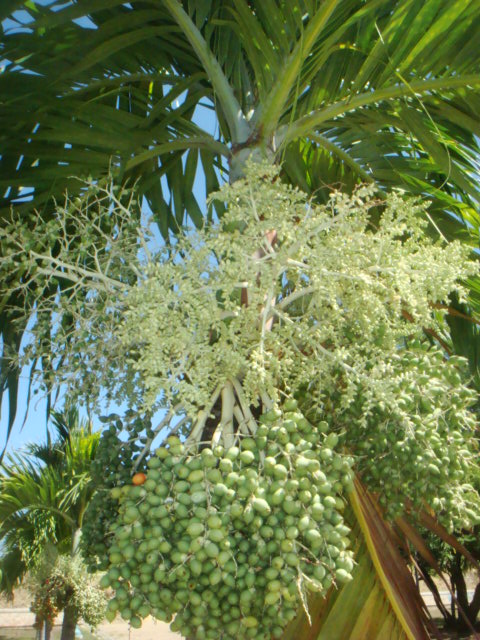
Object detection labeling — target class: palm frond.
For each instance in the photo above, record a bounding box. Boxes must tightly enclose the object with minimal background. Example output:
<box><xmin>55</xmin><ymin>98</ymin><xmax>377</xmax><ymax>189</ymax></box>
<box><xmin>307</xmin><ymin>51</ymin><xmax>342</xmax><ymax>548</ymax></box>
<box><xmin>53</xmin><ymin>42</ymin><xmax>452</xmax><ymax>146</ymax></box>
<box><xmin>283</xmin><ymin>480</ymin><xmax>435</xmax><ymax>640</ymax></box>
<box><xmin>0</xmin><ymin>411</ymin><xmax>98</xmax><ymax>590</ymax></box>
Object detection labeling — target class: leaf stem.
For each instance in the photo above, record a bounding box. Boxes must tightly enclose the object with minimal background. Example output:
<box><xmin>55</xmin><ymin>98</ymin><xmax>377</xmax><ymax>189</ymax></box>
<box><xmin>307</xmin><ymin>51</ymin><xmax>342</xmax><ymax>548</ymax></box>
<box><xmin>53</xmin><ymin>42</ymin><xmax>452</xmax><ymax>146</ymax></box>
<box><xmin>162</xmin><ymin>0</ymin><xmax>250</xmax><ymax>143</ymax></box>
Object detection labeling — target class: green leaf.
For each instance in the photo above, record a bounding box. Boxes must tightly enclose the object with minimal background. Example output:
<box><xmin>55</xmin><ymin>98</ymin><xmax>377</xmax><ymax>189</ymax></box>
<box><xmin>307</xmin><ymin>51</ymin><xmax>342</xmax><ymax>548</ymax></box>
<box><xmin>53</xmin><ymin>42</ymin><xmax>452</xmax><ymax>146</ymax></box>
<box><xmin>283</xmin><ymin>481</ymin><xmax>433</xmax><ymax>640</ymax></box>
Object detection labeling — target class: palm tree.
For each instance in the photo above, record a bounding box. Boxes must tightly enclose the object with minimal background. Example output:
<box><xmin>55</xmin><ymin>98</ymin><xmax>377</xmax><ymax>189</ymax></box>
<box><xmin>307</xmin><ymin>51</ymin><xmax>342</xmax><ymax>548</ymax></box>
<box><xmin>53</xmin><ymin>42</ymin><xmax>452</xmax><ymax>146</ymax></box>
<box><xmin>0</xmin><ymin>407</ymin><xmax>100</xmax><ymax>640</ymax></box>
<box><xmin>1</xmin><ymin>2</ymin><xmax>480</xmax><ymax>638</ymax></box>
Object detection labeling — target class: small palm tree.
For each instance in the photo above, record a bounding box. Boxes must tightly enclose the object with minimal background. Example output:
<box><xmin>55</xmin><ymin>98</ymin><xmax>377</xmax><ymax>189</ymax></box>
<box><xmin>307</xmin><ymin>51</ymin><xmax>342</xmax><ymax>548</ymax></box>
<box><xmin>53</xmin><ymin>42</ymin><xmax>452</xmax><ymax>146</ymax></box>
<box><xmin>0</xmin><ymin>407</ymin><xmax>100</xmax><ymax>640</ymax></box>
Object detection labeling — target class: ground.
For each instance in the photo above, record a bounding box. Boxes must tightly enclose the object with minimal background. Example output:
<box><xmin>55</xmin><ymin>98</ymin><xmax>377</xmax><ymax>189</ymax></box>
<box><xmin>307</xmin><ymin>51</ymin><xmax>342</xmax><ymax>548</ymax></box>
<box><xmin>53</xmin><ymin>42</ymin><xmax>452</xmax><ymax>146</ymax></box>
<box><xmin>0</xmin><ymin>582</ymin><xmax>478</xmax><ymax>639</ymax></box>
<box><xmin>0</xmin><ymin>588</ymin><xmax>180</xmax><ymax>639</ymax></box>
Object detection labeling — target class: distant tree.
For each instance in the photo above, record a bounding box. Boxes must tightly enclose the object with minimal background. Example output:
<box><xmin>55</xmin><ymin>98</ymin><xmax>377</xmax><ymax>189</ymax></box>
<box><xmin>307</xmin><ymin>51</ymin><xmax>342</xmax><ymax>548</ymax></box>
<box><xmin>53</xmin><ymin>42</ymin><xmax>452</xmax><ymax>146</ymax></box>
<box><xmin>418</xmin><ymin>465</ymin><xmax>480</xmax><ymax>633</ymax></box>
<box><xmin>0</xmin><ymin>407</ymin><xmax>104</xmax><ymax>640</ymax></box>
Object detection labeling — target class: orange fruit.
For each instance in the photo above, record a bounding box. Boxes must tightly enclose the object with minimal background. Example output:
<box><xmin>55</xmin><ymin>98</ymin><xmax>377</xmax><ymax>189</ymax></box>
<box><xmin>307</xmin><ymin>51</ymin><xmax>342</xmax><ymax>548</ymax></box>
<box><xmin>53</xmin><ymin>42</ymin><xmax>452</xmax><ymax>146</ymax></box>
<box><xmin>132</xmin><ymin>472</ymin><xmax>147</xmax><ymax>486</ymax></box>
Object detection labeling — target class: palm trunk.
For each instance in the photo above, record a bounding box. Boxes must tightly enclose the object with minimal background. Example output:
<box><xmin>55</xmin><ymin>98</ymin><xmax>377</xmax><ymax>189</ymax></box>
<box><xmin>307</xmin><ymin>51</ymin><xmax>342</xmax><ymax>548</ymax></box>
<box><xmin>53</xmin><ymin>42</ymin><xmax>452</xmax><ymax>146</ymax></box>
<box><xmin>60</xmin><ymin>603</ymin><xmax>78</xmax><ymax>640</ymax></box>
<box><xmin>34</xmin><ymin>614</ymin><xmax>43</xmax><ymax>640</ymax></box>
<box><xmin>44</xmin><ymin>619</ymin><xmax>53</xmax><ymax>640</ymax></box>
<box><xmin>71</xmin><ymin>528</ymin><xmax>82</xmax><ymax>555</ymax></box>
<box><xmin>58</xmin><ymin>527</ymin><xmax>81</xmax><ymax>640</ymax></box>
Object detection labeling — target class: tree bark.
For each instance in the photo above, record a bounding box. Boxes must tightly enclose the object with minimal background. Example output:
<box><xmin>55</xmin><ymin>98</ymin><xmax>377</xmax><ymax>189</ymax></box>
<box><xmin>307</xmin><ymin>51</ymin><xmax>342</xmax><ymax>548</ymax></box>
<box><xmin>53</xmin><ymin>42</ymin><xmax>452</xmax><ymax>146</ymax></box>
<box><xmin>421</xmin><ymin>570</ymin><xmax>453</xmax><ymax>625</ymax></box>
<box><xmin>44</xmin><ymin>619</ymin><xmax>53</xmax><ymax>640</ymax></box>
<box><xmin>452</xmin><ymin>553</ymin><xmax>469</xmax><ymax>620</ymax></box>
<box><xmin>450</xmin><ymin>553</ymin><xmax>479</xmax><ymax>632</ymax></box>
<box><xmin>71</xmin><ymin>529</ymin><xmax>82</xmax><ymax>555</ymax></box>
<box><xmin>467</xmin><ymin>581</ymin><xmax>480</xmax><ymax>625</ymax></box>
<box><xmin>60</xmin><ymin>604</ymin><xmax>78</xmax><ymax>640</ymax></box>
<box><xmin>450</xmin><ymin>574</ymin><xmax>456</xmax><ymax>619</ymax></box>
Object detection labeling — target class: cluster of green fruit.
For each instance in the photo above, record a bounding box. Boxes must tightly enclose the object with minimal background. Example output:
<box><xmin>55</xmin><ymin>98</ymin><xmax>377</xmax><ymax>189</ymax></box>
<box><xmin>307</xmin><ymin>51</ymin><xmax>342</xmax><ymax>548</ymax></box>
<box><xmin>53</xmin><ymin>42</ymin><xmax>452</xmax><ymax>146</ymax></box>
<box><xmin>100</xmin><ymin>403</ymin><xmax>354</xmax><ymax>639</ymax></box>
<box><xmin>82</xmin><ymin>413</ymin><xmax>148</xmax><ymax>570</ymax></box>
<box><xmin>342</xmin><ymin>350</ymin><xmax>478</xmax><ymax>523</ymax></box>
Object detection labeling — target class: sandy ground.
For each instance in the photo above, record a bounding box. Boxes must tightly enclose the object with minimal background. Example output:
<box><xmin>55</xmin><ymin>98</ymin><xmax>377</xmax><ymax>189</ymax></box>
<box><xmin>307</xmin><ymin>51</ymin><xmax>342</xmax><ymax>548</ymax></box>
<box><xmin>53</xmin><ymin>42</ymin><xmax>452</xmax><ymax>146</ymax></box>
<box><xmin>0</xmin><ymin>615</ymin><xmax>180</xmax><ymax>640</ymax></box>
<box><xmin>0</xmin><ymin>610</ymin><xmax>180</xmax><ymax>640</ymax></box>
<box><xmin>93</xmin><ymin>617</ymin><xmax>180</xmax><ymax>640</ymax></box>
<box><xmin>0</xmin><ymin>588</ymin><xmax>180</xmax><ymax>639</ymax></box>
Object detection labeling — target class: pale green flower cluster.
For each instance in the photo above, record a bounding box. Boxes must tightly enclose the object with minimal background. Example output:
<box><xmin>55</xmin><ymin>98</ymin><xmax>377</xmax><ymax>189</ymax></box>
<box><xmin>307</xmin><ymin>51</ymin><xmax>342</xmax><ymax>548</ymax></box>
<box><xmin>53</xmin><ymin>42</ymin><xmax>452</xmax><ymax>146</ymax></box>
<box><xmin>117</xmin><ymin>162</ymin><xmax>476</xmax><ymax>418</ymax></box>
<box><xmin>4</xmin><ymin>163</ymin><xmax>479</xmax><ymax>522</ymax></box>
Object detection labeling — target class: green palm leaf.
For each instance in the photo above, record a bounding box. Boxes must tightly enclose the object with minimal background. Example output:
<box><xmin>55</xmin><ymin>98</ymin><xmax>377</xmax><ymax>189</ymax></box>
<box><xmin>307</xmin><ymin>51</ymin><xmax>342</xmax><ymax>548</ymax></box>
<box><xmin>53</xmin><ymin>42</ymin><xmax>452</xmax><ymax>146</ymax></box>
<box><xmin>0</xmin><ymin>408</ymin><xmax>99</xmax><ymax>593</ymax></box>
